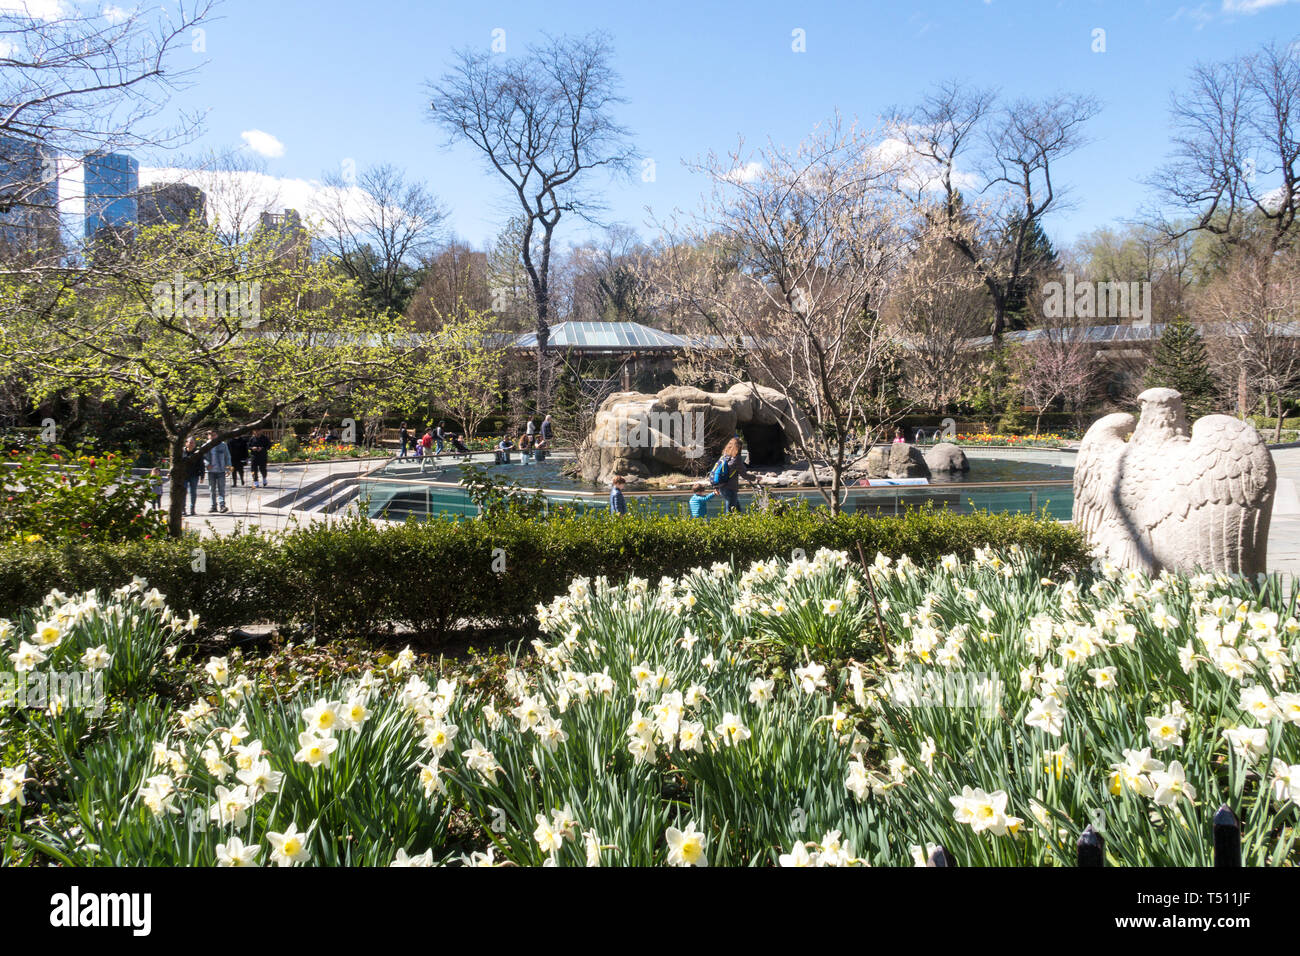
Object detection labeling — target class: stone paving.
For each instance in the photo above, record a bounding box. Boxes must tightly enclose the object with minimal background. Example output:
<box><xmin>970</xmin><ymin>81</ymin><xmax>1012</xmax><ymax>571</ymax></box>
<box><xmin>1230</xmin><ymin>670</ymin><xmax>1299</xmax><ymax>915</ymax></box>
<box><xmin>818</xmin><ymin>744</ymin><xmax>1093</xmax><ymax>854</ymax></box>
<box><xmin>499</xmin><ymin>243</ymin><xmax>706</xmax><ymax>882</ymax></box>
<box><xmin>169</xmin><ymin>457</ymin><xmax>382</xmax><ymax>538</ymax></box>
<box><xmin>1267</xmin><ymin>447</ymin><xmax>1300</xmax><ymax>582</ymax></box>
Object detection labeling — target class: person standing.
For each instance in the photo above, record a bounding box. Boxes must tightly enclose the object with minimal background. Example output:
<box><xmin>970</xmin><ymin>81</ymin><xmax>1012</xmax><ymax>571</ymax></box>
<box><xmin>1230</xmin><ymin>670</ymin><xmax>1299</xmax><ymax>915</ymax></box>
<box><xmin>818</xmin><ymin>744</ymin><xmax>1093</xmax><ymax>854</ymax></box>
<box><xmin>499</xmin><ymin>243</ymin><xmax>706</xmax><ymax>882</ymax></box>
<box><xmin>205</xmin><ymin>429</ymin><xmax>231</xmax><ymax>514</ymax></box>
<box><xmin>248</xmin><ymin>429</ymin><xmax>271</xmax><ymax>487</ymax></box>
<box><xmin>398</xmin><ymin>422</ymin><xmax>411</xmax><ymax>458</ymax></box>
<box><xmin>711</xmin><ymin>437</ymin><xmax>752</xmax><ymax>515</ymax></box>
<box><xmin>609</xmin><ymin>475</ymin><xmax>628</xmax><ymax>515</ymax></box>
<box><xmin>540</xmin><ymin>414</ymin><xmax>554</xmax><ymax>444</ymax></box>
<box><xmin>525</xmin><ymin>417</ymin><xmax>537</xmax><ymax>443</ymax></box>
<box><xmin>179</xmin><ymin>436</ymin><xmax>203</xmax><ymax>516</ymax></box>
<box><xmin>228</xmin><ymin>433</ymin><xmax>249</xmax><ymax>487</ymax></box>
<box><xmin>149</xmin><ymin>467</ymin><xmax>164</xmax><ymax>510</ymax></box>
<box><xmin>435</xmin><ymin>421</ymin><xmax>446</xmax><ymax>454</ymax></box>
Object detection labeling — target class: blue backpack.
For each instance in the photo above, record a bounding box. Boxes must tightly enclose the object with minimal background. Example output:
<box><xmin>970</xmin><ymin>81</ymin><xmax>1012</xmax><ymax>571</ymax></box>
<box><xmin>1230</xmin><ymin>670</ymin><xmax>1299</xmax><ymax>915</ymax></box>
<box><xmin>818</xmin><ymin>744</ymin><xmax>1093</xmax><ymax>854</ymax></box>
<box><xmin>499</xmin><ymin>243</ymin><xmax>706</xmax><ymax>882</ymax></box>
<box><xmin>709</xmin><ymin>455</ymin><xmax>734</xmax><ymax>487</ymax></box>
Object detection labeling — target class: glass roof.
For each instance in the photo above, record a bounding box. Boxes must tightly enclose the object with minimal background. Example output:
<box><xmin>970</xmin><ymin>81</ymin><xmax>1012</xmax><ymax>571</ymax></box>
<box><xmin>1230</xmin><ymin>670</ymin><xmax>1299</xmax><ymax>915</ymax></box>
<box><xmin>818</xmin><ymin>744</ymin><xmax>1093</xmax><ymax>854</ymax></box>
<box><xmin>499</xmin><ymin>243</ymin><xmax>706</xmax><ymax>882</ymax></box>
<box><xmin>513</xmin><ymin>322</ymin><xmax>691</xmax><ymax>350</ymax></box>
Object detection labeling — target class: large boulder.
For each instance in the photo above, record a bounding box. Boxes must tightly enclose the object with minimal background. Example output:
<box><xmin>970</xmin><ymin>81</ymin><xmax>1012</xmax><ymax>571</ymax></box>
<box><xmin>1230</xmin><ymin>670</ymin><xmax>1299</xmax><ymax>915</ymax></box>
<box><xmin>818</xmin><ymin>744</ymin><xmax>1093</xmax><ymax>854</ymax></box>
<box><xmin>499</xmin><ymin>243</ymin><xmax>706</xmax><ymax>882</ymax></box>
<box><xmin>924</xmin><ymin>442</ymin><xmax>969</xmax><ymax>473</ymax></box>
<box><xmin>579</xmin><ymin>383</ymin><xmax>813</xmax><ymax>484</ymax></box>
<box><xmin>865</xmin><ymin>443</ymin><xmax>930</xmax><ymax>479</ymax></box>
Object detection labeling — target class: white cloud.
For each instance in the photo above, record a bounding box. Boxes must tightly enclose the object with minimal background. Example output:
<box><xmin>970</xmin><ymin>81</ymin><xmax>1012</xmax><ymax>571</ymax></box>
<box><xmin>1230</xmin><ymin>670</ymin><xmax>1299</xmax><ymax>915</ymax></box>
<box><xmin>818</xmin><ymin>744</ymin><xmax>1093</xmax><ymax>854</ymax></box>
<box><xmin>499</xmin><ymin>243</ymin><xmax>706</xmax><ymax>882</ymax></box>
<box><xmin>873</xmin><ymin>132</ymin><xmax>979</xmax><ymax>196</ymax></box>
<box><xmin>1221</xmin><ymin>0</ymin><xmax>1297</xmax><ymax>12</ymax></box>
<box><xmin>239</xmin><ymin>129</ymin><xmax>285</xmax><ymax>159</ymax></box>
<box><xmin>723</xmin><ymin>161</ymin><xmax>764</xmax><ymax>184</ymax></box>
<box><xmin>140</xmin><ymin>166</ymin><xmax>381</xmax><ymax>236</ymax></box>
<box><xmin>102</xmin><ymin>4</ymin><xmax>131</xmax><ymax>24</ymax></box>
<box><xmin>0</xmin><ymin>0</ymin><xmax>69</xmax><ymax>20</ymax></box>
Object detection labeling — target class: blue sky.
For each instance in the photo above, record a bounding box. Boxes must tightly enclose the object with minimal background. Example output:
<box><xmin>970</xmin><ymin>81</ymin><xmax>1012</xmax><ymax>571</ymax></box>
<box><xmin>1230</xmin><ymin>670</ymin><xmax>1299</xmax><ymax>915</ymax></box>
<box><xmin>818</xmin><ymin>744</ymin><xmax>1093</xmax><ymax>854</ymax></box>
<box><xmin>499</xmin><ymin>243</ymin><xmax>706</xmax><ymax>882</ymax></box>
<box><xmin>152</xmin><ymin>0</ymin><xmax>1300</xmax><ymax>252</ymax></box>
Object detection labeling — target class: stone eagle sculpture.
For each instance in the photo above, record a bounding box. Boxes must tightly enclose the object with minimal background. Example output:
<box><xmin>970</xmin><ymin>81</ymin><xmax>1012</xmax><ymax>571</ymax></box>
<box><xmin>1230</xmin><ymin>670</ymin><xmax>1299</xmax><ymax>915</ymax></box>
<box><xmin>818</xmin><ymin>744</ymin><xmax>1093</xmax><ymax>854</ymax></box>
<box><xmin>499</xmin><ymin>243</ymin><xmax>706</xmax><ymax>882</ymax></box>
<box><xmin>1072</xmin><ymin>387</ymin><xmax>1276</xmax><ymax>577</ymax></box>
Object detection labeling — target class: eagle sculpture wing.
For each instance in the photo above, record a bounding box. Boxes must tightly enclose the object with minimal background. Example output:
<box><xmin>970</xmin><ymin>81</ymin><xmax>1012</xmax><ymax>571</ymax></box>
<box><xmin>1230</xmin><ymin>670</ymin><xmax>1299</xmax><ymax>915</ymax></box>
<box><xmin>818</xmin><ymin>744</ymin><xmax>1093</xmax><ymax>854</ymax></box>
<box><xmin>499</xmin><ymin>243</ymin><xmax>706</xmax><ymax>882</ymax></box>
<box><xmin>1072</xmin><ymin>412</ymin><xmax>1136</xmax><ymax>565</ymax></box>
<box><xmin>1145</xmin><ymin>415</ymin><xmax>1276</xmax><ymax>577</ymax></box>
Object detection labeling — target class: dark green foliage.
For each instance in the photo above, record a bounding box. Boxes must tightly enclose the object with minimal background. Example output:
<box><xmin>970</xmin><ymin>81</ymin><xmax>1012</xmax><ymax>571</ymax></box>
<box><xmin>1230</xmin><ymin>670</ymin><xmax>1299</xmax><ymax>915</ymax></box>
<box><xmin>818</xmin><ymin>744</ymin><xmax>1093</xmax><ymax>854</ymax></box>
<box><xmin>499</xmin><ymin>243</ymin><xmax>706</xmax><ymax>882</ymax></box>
<box><xmin>0</xmin><ymin>444</ymin><xmax>166</xmax><ymax>543</ymax></box>
<box><xmin>1144</xmin><ymin>317</ymin><xmax>1218</xmax><ymax>417</ymax></box>
<box><xmin>0</xmin><ymin>508</ymin><xmax>1090</xmax><ymax>643</ymax></box>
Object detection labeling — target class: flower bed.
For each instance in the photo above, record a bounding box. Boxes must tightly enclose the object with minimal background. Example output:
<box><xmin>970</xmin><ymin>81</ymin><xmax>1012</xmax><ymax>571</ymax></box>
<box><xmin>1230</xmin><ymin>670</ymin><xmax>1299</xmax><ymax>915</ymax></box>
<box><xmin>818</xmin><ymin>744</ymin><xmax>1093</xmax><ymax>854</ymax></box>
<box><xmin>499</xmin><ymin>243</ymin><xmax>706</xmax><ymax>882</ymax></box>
<box><xmin>949</xmin><ymin>433</ymin><xmax>1074</xmax><ymax>448</ymax></box>
<box><xmin>3</xmin><ymin>549</ymin><xmax>1296</xmax><ymax>866</ymax></box>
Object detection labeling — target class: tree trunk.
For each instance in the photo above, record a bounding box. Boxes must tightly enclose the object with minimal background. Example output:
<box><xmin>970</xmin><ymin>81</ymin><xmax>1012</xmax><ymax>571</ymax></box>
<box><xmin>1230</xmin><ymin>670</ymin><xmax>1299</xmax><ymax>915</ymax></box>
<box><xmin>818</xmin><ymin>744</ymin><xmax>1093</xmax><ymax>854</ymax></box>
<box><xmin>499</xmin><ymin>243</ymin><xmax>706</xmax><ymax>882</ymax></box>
<box><xmin>167</xmin><ymin>438</ymin><xmax>188</xmax><ymax>538</ymax></box>
<box><xmin>1275</xmin><ymin>395</ymin><xmax>1284</xmax><ymax>444</ymax></box>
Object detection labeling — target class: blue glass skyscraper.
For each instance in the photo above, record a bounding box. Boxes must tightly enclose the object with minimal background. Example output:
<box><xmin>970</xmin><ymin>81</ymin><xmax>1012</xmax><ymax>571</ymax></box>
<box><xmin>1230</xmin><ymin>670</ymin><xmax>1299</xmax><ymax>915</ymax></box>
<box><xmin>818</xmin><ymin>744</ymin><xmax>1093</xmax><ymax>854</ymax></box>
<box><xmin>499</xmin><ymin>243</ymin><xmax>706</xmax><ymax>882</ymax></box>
<box><xmin>83</xmin><ymin>152</ymin><xmax>139</xmax><ymax>240</ymax></box>
<box><xmin>0</xmin><ymin>135</ymin><xmax>59</xmax><ymax>252</ymax></box>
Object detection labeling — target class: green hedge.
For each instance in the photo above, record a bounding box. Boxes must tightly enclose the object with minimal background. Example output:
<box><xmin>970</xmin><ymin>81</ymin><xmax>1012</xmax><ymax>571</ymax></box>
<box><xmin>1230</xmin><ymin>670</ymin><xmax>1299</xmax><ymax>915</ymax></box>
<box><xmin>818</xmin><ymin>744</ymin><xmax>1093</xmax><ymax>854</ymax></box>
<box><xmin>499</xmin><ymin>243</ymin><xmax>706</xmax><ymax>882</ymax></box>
<box><xmin>0</xmin><ymin>509</ymin><xmax>1089</xmax><ymax>642</ymax></box>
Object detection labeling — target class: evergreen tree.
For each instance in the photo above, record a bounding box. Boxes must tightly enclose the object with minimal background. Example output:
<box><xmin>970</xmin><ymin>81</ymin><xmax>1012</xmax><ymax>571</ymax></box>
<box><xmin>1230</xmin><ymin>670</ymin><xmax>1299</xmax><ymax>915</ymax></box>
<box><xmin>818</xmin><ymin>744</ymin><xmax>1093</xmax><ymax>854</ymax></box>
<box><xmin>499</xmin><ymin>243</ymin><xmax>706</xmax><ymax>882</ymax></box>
<box><xmin>1143</xmin><ymin>317</ymin><xmax>1217</xmax><ymax>418</ymax></box>
<box><xmin>1002</xmin><ymin>215</ymin><xmax>1059</xmax><ymax>330</ymax></box>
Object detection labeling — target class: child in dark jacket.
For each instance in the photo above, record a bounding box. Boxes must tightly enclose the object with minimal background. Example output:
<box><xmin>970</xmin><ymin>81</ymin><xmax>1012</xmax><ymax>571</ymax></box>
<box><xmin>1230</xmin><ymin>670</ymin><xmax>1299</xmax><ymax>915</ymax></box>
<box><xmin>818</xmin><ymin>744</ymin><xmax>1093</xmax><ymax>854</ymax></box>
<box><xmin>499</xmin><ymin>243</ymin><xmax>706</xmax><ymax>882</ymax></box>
<box><xmin>609</xmin><ymin>475</ymin><xmax>628</xmax><ymax>515</ymax></box>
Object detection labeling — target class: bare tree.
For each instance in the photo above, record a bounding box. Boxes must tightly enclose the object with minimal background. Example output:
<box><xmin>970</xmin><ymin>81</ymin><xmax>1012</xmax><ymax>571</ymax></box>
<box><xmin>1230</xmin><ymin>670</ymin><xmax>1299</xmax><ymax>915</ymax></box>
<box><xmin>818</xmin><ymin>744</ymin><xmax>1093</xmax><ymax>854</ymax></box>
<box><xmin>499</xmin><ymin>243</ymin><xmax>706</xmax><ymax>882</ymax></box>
<box><xmin>886</xmin><ymin>212</ymin><xmax>989</xmax><ymax>413</ymax></box>
<box><xmin>1148</xmin><ymin>37</ymin><xmax>1299</xmax><ymax>260</ymax></box>
<box><xmin>645</xmin><ymin>118</ymin><xmax>907</xmax><ymax>513</ymax></box>
<box><xmin>1200</xmin><ymin>246</ymin><xmax>1300</xmax><ymax>440</ymax></box>
<box><xmin>1014</xmin><ymin>279</ymin><xmax>1101</xmax><ymax>435</ymax></box>
<box><xmin>892</xmin><ymin>82</ymin><xmax>1100</xmax><ymax>340</ymax></box>
<box><xmin>0</xmin><ymin>2</ymin><xmax>214</xmax><ymax>278</ymax></box>
<box><xmin>407</xmin><ymin>238</ymin><xmax>491</xmax><ymax>329</ymax></box>
<box><xmin>427</xmin><ymin>32</ymin><xmax>636</xmax><ymax>412</ymax></box>
<box><xmin>313</xmin><ymin>163</ymin><xmax>447</xmax><ymax>316</ymax></box>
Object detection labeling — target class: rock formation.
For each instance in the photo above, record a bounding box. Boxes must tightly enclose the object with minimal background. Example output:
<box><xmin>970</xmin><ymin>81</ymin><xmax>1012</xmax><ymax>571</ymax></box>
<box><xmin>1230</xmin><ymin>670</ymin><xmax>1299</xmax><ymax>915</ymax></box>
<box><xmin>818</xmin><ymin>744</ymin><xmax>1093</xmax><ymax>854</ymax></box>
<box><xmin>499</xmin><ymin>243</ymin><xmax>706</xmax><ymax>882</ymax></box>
<box><xmin>864</xmin><ymin>443</ymin><xmax>930</xmax><ymax>479</ymax></box>
<box><xmin>580</xmin><ymin>383</ymin><xmax>812</xmax><ymax>485</ymax></box>
<box><xmin>924</xmin><ymin>442</ymin><xmax>969</xmax><ymax>473</ymax></box>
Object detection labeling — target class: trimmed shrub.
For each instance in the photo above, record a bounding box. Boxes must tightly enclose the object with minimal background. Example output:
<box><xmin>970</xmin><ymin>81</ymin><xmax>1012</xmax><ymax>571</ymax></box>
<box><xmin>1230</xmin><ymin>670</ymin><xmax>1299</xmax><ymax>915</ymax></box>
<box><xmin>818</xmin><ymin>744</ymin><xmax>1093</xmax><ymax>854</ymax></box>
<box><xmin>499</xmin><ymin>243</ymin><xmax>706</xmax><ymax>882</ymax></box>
<box><xmin>0</xmin><ymin>508</ymin><xmax>1089</xmax><ymax>642</ymax></box>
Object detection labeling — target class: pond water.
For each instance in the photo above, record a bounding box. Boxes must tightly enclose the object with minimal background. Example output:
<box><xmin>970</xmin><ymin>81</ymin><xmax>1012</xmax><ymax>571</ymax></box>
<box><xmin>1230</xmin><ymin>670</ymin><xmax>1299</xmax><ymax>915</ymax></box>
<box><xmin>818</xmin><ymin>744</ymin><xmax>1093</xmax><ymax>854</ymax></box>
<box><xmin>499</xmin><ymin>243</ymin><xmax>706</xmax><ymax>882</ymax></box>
<box><xmin>373</xmin><ymin>453</ymin><xmax>1073</xmax><ymax>491</ymax></box>
<box><xmin>362</xmin><ymin>452</ymin><xmax>1076</xmax><ymax>522</ymax></box>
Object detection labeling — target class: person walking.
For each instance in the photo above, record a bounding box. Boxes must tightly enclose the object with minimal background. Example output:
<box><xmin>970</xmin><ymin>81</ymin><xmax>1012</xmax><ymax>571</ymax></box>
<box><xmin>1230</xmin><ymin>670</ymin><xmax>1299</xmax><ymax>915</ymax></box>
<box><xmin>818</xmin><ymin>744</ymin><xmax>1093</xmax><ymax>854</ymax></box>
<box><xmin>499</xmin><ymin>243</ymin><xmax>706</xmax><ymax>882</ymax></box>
<box><xmin>205</xmin><ymin>429</ymin><xmax>231</xmax><ymax>514</ymax></box>
<box><xmin>228</xmin><ymin>433</ymin><xmax>249</xmax><ymax>487</ymax></box>
<box><xmin>398</xmin><ymin>422</ymin><xmax>411</xmax><ymax>459</ymax></box>
<box><xmin>248</xmin><ymin>429</ymin><xmax>271</xmax><ymax>487</ymax></box>
<box><xmin>434</xmin><ymin>421</ymin><xmax>446</xmax><ymax>455</ymax></box>
<box><xmin>710</xmin><ymin>437</ymin><xmax>754</xmax><ymax>515</ymax></box>
<box><xmin>179</xmin><ymin>437</ymin><xmax>203</xmax><ymax>516</ymax></box>
<box><xmin>609</xmin><ymin>475</ymin><xmax>628</xmax><ymax>516</ymax></box>
<box><xmin>525</xmin><ymin>417</ymin><xmax>537</xmax><ymax>443</ymax></box>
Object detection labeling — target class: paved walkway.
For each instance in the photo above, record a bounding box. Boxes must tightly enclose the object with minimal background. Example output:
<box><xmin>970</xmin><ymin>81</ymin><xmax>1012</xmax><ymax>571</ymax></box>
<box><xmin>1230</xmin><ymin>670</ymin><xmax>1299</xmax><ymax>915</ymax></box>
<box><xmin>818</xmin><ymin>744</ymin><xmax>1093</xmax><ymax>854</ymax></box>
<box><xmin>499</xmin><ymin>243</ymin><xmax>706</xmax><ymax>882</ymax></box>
<box><xmin>1268</xmin><ymin>447</ymin><xmax>1300</xmax><ymax>580</ymax></box>
<box><xmin>171</xmin><ymin>457</ymin><xmax>382</xmax><ymax>538</ymax></box>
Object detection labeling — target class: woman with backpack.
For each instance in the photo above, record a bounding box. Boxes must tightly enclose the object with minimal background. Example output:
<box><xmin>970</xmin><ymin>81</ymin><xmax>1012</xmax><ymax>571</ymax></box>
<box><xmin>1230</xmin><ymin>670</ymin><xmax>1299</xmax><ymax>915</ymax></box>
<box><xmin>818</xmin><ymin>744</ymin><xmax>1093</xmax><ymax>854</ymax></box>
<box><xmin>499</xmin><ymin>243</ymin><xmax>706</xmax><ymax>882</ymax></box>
<box><xmin>710</xmin><ymin>437</ymin><xmax>753</xmax><ymax>515</ymax></box>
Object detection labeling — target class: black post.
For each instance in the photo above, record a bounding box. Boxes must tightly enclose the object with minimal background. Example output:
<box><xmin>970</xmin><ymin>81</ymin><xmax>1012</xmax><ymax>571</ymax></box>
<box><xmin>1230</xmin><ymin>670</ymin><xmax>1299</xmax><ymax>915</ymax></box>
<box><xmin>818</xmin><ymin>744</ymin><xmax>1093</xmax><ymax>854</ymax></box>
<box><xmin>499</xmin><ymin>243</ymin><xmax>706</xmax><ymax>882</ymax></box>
<box><xmin>1213</xmin><ymin>804</ymin><xmax>1241</xmax><ymax>868</ymax></box>
<box><xmin>926</xmin><ymin>845</ymin><xmax>956</xmax><ymax>867</ymax></box>
<box><xmin>1077</xmin><ymin>824</ymin><xmax>1105</xmax><ymax>867</ymax></box>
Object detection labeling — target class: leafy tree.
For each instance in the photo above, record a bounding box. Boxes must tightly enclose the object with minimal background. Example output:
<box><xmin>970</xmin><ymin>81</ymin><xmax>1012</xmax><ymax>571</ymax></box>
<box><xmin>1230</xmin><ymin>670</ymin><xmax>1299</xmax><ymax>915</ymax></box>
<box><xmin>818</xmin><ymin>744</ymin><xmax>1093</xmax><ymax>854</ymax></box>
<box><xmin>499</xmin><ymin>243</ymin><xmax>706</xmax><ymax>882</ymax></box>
<box><xmin>429</xmin><ymin>306</ymin><xmax>508</xmax><ymax>441</ymax></box>
<box><xmin>0</xmin><ymin>221</ymin><xmax>415</xmax><ymax>536</ymax></box>
<box><xmin>1143</xmin><ymin>317</ymin><xmax>1218</xmax><ymax>418</ymax></box>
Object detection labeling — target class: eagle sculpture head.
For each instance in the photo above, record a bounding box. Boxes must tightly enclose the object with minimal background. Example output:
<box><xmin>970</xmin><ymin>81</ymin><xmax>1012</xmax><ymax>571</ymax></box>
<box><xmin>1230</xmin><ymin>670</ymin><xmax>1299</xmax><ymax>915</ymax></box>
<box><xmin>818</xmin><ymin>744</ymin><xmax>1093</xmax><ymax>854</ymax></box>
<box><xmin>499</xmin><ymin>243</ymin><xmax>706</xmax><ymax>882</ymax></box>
<box><xmin>1132</xmin><ymin>387</ymin><xmax>1189</xmax><ymax>444</ymax></box>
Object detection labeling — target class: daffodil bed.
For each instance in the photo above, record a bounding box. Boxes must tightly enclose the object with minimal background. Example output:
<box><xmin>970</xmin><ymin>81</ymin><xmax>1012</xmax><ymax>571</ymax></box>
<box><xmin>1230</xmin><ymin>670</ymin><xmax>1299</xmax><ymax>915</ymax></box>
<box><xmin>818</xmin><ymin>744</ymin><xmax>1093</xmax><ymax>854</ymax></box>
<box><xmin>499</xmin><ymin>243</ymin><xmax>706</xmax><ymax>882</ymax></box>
<box><xmin>2</xmin><ymin>548</ymin><xmax>1298</xmax><ymax>866</ymax></box>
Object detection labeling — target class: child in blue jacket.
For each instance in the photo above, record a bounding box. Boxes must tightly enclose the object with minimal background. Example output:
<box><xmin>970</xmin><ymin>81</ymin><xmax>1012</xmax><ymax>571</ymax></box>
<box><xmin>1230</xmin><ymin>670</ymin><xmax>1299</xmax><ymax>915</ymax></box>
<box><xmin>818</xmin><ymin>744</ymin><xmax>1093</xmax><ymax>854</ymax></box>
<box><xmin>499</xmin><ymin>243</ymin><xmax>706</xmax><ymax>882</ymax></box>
<box><xmin>688</xmin><ymin>482</ymin><xmax>716</xmax><ymax>518</ymax></box>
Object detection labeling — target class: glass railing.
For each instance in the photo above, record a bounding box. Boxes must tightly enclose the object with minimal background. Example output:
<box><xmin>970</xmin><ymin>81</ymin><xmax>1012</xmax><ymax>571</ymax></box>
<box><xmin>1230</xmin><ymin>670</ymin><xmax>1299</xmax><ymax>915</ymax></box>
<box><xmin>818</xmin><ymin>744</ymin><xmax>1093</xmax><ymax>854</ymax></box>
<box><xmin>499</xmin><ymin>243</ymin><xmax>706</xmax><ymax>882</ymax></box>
<box><xmin>358</xmin><ymin>475</ymin><xmax>1074</xmax><ymax>522</ymax></box>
